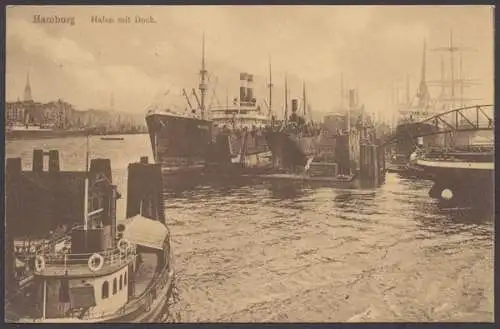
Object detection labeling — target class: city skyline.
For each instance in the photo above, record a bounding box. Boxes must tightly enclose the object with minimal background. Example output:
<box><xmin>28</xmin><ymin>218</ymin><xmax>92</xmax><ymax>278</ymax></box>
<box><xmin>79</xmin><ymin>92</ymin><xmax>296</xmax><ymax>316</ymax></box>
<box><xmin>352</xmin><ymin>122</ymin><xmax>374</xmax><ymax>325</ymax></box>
<box><xmin>6</xmin><ymin>5</ymin><xmax>494</xmax><ymax>121</ymax></box>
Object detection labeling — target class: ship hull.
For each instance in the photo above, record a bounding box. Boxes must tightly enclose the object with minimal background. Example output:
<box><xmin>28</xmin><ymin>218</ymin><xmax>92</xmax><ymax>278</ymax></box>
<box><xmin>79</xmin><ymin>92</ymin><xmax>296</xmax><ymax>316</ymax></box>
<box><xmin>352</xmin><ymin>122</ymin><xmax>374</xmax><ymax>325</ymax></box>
<box><xmin>386</xmin><ymin>121</ymin><xmax>439</xmax><ymax>177</ymax></box>
<box><xmin>146</xmin><ymin>113</ymin><xmax>212</xmax><ymax>170</ymax></box>
<box><xmin>211</xmin><ymin>129</ymin><xmax>270</xmax><ymax>167</ymax></box>
<box><xmin>265</xmin><ymin>130</ymin><xmax>321</xmax><ymax>170</ymax></box>
<box><xmin>392</xmin><ymin>121</ymin><xmax>438</xmax><ymax>157</ymax></box>
<box><xmin>416</xmin><ymin>157</ymin><xmax>494</xmax><ymax>208</ymax></box>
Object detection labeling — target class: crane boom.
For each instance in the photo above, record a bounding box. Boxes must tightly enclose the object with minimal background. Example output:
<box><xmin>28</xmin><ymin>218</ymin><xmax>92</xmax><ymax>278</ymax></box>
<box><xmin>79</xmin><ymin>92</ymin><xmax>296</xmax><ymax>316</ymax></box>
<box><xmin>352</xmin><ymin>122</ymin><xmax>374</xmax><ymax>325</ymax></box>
<box><xmin>192</xmin><ymin>88</ymin><xmax>201</xmax><ymax>108</ymax></box>
<box><xmin>182</xmin><ymin>88</ymin><xmax>194</xmax><ymax>111</ymax></box>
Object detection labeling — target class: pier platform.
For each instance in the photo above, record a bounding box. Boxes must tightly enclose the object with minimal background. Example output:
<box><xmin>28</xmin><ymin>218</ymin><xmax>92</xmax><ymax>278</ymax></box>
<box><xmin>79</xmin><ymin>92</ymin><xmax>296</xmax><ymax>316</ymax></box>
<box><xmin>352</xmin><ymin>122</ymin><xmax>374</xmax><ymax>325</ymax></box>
<box><xmin>242</xmin><ymin>172</ymin><xmax>356</xmax><ymax>183</ymax></box>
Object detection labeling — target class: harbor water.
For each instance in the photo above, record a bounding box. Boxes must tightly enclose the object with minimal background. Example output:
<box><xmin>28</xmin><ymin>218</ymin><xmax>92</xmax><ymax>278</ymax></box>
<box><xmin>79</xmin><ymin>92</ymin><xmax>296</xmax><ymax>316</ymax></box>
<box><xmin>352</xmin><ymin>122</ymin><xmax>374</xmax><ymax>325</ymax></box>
<box><xmin>6</xmin><ymin>134</ymin><xmax>494</xmax><ymax>322</ymax></box>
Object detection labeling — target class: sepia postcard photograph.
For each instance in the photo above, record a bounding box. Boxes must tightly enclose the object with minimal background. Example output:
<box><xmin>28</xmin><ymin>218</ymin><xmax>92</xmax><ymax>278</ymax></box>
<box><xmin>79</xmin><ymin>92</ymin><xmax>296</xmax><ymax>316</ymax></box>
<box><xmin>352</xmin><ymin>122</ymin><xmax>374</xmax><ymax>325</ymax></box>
<box><xmin>3</xmin><ymin>4</ymin><xmax>494</xmax><ymax>323</ymax></box>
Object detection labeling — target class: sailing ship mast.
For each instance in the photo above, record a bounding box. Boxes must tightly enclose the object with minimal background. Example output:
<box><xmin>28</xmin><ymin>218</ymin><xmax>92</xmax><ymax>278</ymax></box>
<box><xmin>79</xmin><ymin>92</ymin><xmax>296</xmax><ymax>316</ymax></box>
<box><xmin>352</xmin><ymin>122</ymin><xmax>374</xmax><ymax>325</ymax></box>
<box><xmin>406</xmin><ymin>74</ymin><xmax>410</xmax><ymax>105</ymax></box>
<box><xmin>267</xmin><ymin>58</ymin><xmax>273</xmax><ymax>118</ymax></box>
<box><xmin>199</xmin><ymin>33</ymin><xmax>208</xmax><ymax>119</ymax></box>
<box><xmin>302</xmin><ymin>82</ymin><xmax>307</xmax><ymax>117</ymax></box>
<box><xmin>340</xmin><ymin>73</ymin><xmax>345</xmax><ymax>108</ymax></box>
<box><xmin>429</xmin><ymin>30</ymin><xmax>478</xmax><ymax>111</ymax></box>
<box><xmin>284</xmin><ymin>73</ymin><xmax>289</xmax><ymax>124</ymax></box>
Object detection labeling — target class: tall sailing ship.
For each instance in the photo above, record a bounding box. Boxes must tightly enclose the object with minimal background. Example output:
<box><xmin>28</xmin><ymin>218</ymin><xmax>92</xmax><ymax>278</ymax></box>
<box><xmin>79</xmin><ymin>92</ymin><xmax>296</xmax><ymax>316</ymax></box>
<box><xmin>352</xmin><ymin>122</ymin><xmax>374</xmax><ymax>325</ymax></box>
<box><xmin>145</xmin><ymin>37</ymin><xmax>212</xmax><ymax>171</ymax></box>
<box><xmin>389</xmin><ymin>34</ymin><xmax>481</xmax><ymax>176</ymax></box>
<box><xmin>210</xmin><ymin>72</ymin><xmax>271</xmax><ymax>166</ymax></box>
<box><xmin>414</xmin><ymin>33</ymin><xmax>493</xmax><ymax>207</ymax></box>
<box><xmin>389</xmin><ymin>41</ymin><xmax>437</xmax><ymax>171</ymax></box>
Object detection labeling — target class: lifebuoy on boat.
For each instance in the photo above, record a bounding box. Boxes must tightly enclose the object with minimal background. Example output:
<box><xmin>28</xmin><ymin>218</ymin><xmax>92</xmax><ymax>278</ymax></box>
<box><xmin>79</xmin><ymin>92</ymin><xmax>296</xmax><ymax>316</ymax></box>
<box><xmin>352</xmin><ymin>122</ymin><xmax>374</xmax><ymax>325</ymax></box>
<box><xmin>34</xmin><ymin>255</ymin><xmax>45</xmax><ymax>272</ymax></box>
<box><xmin>88</xmin><ymin>253</ymin><xmax>104</xmax><ymax>272</ymax></box>
<box><xmin>117</xmin><ymin>238</ymin><xmax>130</xmax><ymax>253</ymax></box>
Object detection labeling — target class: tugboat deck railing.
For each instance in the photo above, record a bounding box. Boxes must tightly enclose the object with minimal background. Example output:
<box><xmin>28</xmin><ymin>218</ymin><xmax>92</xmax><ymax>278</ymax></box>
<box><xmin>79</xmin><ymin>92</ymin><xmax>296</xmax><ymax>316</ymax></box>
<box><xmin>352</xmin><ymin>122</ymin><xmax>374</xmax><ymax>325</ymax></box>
<box><xmin>35</xmin><ymin>245</ymin><xmax>136</xmax><ymax>277</ymax></box>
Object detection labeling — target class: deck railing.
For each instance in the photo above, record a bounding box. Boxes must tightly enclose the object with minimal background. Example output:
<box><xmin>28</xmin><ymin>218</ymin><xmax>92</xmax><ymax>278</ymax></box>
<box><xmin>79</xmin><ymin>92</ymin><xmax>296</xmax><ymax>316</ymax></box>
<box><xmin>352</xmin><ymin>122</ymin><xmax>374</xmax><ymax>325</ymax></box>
<box><xmin>35</xmin><ymin>245</ymin><xmax>136</xmax><ymax>276</ymax></box>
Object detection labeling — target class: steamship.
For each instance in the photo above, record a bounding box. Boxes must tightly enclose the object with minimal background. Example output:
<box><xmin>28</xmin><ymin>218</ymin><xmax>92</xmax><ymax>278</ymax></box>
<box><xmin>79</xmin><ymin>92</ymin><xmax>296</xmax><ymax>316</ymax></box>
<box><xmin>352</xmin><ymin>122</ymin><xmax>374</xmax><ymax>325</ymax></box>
<box><xmin>5</xmin><ymin>150</ymin><xmax>175</xmax><ymax>323</ymax></box>
<box><xmin>145</xmin><ymin>38</ymin><xmax>212</xmax><ymax>171</ymax></box>
<box><xmin>210</xmin><ymin>72</ymin><xmax>271</xmax><ymax>166</ymax></box>
<box><xmin>265</xmin><ymin>81</ymin><xmax>322</xmax><ymax>171</ymax></box>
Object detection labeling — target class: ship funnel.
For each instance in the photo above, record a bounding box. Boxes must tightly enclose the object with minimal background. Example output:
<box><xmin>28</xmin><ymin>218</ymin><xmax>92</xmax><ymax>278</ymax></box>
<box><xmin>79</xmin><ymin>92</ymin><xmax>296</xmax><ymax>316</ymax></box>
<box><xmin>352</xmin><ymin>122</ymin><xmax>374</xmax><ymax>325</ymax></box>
<box><xmin>246</xmin><ymin>74</ymin><xmax>254</xmax><ymax>104</ymax></box>
<box><xmin>291</xmin><ymin>99</ymin><xmax>298</xmax><ymax>112</ymax></box>
<box><xmin>240</xmin><ymin>72</ymin><xmax>247</xmax><ymax>105</ymax></box>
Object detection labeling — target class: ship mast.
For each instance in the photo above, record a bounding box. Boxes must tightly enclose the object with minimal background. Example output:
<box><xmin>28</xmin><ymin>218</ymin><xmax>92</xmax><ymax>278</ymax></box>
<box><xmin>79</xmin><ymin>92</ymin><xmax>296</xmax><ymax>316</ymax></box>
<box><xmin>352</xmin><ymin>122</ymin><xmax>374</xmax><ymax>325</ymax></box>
<box><xmin>459</xmin><ymin>51</ymin><xmax>464</xmax><ymax>107</ymax></box>
<box><xmin>302</xmin><ymin>81</ymin><xmax>306</xmax><ymax>117</ymax></box>
<box><xmin>284</xmin><ymin>73</ymin><xmax>288</xmax><ymax>124</ymax></box>
<box><xmin>340</xmin><ymin>73</ymin><xmax>345</xmax><ymax>108</ymax></box>
<box><xmin>199</xmin><ymin>33</ymin><xmax>208</xmax><ymax>119</ymax></box>
<box><xmin>83</xmin><ymin>134</ymin><xmax>90</xmax><ymax>230</ymax></box>
<box><xmin>417</xmin><ymin>39</ymin><xmax>429</xmax><ymax>109</ymax></box>
<box><xmin>268</xmin><ymin>58</ymin><xmax>273</xmax><ymax>118</ymax></box>
<box><xmin>406</xmin><ymin>74</ymin><xmax>410</xmax><ymax>105</ymax></box>
<box><xmin>429</xmin><ymin>30</ymin><xmax>478</xmax><ymax>111</ymax></box>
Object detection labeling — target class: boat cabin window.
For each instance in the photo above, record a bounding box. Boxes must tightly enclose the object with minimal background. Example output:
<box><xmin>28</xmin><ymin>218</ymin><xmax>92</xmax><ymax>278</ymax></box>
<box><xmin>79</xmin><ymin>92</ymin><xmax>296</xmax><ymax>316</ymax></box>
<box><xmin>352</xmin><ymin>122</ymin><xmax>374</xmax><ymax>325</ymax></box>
<box><xmin>119</xmin><ymin>275</ymin><xmax>123</xmax><ymax>290</ymax></box>
<box><xmin>113</xmin><ymin>278</ymin><xmax>117</xmax><ymax>295</ymax></box>
<box><xmin>102</xmin><ymin>281</ymin><xmax>109</xmax><ymax>299</ymax></box>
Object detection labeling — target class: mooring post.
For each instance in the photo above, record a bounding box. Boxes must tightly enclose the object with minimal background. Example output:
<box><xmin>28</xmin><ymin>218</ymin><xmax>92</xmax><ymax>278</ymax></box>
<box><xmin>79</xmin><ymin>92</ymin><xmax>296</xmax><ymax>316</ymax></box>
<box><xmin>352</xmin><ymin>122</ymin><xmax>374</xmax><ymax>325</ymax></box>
<box><xmin>126</xmin><ymin>158</ymin><xmax>165</xmax><ymax>224</ymax></box>
<box><xmin>33</xmin><ymin>149</ymin><xmax>44</xmax><ymax>172</ymax></box>
<box><xmin>379</xmin><ymin>144</ymin><xmax>386</xmax><ymax>183</ymax></box>
<box><xmin>371</xmin><ymin>144</ymin><xmax>379</xmax><ymax>185</ymax></box>
<box><xmin>48</xmin><ymin>150</ymin><xmax>60</xmax><ymax>173</ymax></box>
<box><xmin>359</xmin><ymin>142</ymin><xmax>367</xmax><ymax>181</ymax></box>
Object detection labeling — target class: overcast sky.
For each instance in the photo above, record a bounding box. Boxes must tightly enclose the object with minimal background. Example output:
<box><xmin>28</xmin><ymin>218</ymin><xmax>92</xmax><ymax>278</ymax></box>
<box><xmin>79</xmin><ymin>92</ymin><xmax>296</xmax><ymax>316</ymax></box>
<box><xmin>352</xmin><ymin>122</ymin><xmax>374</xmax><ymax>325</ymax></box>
<box><xmin>6</xmin><ymin>5</ymin><xmax>494</xmax><ymax>121</ymax></box>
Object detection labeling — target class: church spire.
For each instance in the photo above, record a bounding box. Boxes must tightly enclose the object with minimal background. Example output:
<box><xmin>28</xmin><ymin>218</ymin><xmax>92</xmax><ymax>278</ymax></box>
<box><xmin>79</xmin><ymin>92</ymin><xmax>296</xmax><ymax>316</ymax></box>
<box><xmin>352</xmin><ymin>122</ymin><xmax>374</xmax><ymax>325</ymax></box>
<box><xmin>23</xmin><ymin>70</ymin><xmax>32</xmax><ymax>102</ymax></box>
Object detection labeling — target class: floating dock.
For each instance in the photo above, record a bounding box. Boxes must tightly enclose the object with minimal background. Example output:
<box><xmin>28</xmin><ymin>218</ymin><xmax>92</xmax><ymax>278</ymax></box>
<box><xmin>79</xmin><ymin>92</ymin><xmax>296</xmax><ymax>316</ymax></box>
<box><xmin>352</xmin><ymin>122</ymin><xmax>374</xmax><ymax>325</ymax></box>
<box><xmin>243</xmin><ymin>172</ymin><xmax>356</xmax><ymax>183</ymax></box>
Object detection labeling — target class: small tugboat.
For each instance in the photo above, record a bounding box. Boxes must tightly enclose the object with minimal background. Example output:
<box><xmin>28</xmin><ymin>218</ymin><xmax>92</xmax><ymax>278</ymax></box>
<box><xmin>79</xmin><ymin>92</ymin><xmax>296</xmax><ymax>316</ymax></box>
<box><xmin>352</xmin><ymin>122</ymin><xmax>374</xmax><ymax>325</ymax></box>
<box><xmin>5</xmin><ymin>149</ymin><xmax>175</xmax><ymax>323</ymax></box>
<box><xmin>210</xmin><ymin>72</ymin><xmax>271</xmax><ymax>167</ymax></box>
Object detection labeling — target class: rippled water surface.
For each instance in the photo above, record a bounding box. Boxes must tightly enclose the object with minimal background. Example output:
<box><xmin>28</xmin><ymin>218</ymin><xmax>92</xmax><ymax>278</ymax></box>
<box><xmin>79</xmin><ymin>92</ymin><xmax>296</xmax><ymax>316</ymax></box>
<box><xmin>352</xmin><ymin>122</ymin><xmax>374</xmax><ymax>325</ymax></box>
<box><xmin>6</xmin><ymin>135</ymin><xmax>494</xmax><ymax>322</ymax></box>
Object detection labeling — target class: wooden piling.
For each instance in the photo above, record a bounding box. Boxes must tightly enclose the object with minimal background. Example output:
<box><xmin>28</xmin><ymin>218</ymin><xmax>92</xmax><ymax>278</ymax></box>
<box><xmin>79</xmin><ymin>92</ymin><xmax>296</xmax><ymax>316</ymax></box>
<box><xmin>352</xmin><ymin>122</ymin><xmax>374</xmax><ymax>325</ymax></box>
<box><xmin>33</xmin><ymin>149</ymin><xmax>44</xmax><ymax>172</ymax></box>
<box><xmin>359</xmin><ymin>142</ymin><xmax>368</xmax><ymax>181</ymax></box>
<box><xmin>48</xmin><ymin>150</ymin><xmax>60</xmax><ymax>173</ymax></box>
<box><xmin>370</xmin><ymin>145</ymin><xmax>379</xmax><ymax>184</ymax></box>
<box><xmin>126</xmin><ymin>159</ymin><xmax>165</xmax><ymax>223</ymax></box>
<box><xmin>359</xmin><ymin>141</ymin><xmax>385</xmax><ymax>186</ymax></box>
